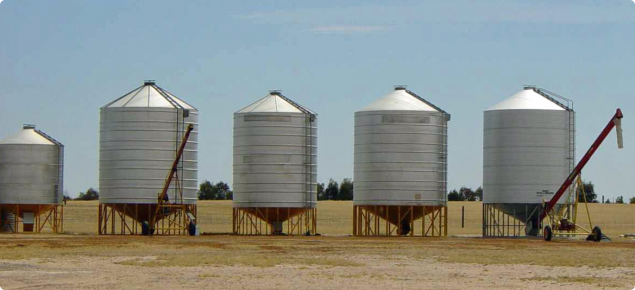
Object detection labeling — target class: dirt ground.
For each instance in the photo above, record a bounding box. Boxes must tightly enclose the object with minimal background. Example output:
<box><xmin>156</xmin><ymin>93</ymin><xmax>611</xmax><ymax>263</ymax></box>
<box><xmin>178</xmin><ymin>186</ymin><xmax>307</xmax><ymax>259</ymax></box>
<box><xmin>0</xmin><ymin>235</ymin><xmax>634</xmax><ymax>289</ymax></box>
<box><xmin>1</xmin><ymin>201</ymin><xmax>635</xmax><ymax>289</ymax></box>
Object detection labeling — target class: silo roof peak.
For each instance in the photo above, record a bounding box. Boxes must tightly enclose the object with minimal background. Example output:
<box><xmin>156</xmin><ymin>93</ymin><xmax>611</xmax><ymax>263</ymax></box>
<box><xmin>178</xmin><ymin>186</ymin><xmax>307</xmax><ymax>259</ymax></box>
<box><xmin>102</xmin><ymin>81</ymin><xmax>196</xmax><ymax>110</ymax></box>
<box><xmin>359</xmin><ymin>88</ymin><xmax>447</xmax><ymax>113</ymax></box>
<box><xmin>487</xmin><ymin>89</ymin><xmax>566</xmax><ymax>111</ymax></box>
<box><xmin>0</xmin><ymin>127</ymin><xmax>56</xmax><ymax>145</ymax></box>
<box><xmin>237</xmin><ymin>92</ymin><xmax>315</xmax><ymax>115</ymax></box>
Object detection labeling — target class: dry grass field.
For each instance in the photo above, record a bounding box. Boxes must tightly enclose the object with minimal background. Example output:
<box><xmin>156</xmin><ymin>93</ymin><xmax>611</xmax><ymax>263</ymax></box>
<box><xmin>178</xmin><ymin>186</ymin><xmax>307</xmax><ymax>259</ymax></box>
<box><xmin>62</xmin><ymin>200</ymin><xmax>635</xmax><ymax>237</ymax></box>
<box><xmin>1</xmin><ymin>200</ymin><xmax>634</xmax><ymax>289</ymax></box>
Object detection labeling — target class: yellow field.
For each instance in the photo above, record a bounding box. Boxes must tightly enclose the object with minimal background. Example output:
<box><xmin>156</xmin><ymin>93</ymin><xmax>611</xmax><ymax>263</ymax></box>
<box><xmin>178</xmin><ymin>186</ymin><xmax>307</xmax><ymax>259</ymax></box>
<box><xmin>63</xmin><ymin>200</ymin><xmax>635</xmax><ymax>237</ymax></box>
<box><xmin>1</xmin><ymin>201</ymin><xmax>634</xmax><ymax>289</ymax></box>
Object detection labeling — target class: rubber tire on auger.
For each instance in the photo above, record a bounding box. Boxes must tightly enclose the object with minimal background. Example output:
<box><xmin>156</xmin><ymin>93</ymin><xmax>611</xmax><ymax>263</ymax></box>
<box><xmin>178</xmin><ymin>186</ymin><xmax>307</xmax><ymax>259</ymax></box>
<box><xmin>543</xmin><ymin>226</ymin><xmax>553</xmax><ymax>241</ymax></box>
<box><xmin>592</xmin><ymin>226</ymin><xmax>602</xmax><ymax>242</ymax></box>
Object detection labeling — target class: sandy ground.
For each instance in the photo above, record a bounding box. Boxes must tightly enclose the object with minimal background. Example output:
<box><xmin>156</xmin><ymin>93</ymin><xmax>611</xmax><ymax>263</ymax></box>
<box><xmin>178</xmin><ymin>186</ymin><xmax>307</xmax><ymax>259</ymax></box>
<box><xmin>1</xmin><ymin>235</ymin><xmax>634</xmax><ymax>290</ymax></box>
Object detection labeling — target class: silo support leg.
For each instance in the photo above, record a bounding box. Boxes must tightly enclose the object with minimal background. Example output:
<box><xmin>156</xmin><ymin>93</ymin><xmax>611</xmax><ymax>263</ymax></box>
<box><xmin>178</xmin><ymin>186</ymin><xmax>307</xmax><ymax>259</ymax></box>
<box><xmin>352</xmin><ymin>206</ymin><xmax>357</xmax><ymax>236</ymax></box>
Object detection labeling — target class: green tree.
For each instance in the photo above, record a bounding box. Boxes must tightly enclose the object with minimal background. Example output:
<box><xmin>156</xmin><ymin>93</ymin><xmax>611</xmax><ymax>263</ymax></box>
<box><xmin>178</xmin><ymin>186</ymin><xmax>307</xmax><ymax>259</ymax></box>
<box><xmin>198</xmin><ymin>180</ymin><xmax>216</xmax><ymax>200</ymax></box>
<box><xmin>317</xmin><ymin>183</ymin><xmax>326</xmax><ymax>200</ymax></box>
<box><xmin>76</xmin><ymin>188</ymin><xmax>99</xmax><ymax>201</ymax></box>
<box><xmin>338</xmin><ymin>178</ymin><xmax>354</xmax><ymax>200</ymax></box>
<box><xmin>213</xmin><ymin>182</ymin><xmax>232</xmax><ymax>200</ymax></box>
<box><xmin>324</xmin><ymin>179</ymin><xmax>339</xmax><ymax>200</ymax></box>
<box><xmin>460</xmin><ymin>187</ymin><xmax>476</xmax><ymax>201</ymax></box>
<box><xmin>475</xmin><ymin>187</ymin><xmax>483</xmax><ymax>201</ymax></box>
<box><xmin>629</xmin><ymin>197</ymin><xmax>635</xmax><ymax>204</ymax></box>
<box><xmin>577</xmin><ymin>181</ymin><xmax>597</xmax><ymax>203</ymax></box>
<box><xmin>616</xmin><ymin>196</ymin><xmax>624</xmax><ymax>204</ymax></box>
<box><xmin>198</xmin><ymin>181</ymin><xmax>233</xmax><ymax>200</ymax></box>
<box><xmin>448</xmin><ymin>189</ymin><xmax>464</xmax><ymax>201</ymax></box>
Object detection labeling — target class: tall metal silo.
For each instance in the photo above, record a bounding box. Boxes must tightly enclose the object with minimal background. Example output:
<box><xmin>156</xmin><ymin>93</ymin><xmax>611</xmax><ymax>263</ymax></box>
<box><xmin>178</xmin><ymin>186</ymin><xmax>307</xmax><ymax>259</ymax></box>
<box><xmin>99</xmin><ymin>80</ymin><xmax>198</xmax><ymax>235</ymax></box>
<box><xmin>483</xmin><ymin>86</ymin><xmax>574</xmax><ymax>237</ymax></box>
<box><xmin>233</xmin><ymin>91</ymin><xmax>317</xmax><ymax>235</ymax></box>
<box><xmin>353</xmin><ymin>86</ymin><xmax>450</xmax><ymax>237</ymax></box>
<box><xmin>0</xmin><ymin>125</ymin><xmax>64</xmax><ymax>233</ymax></box>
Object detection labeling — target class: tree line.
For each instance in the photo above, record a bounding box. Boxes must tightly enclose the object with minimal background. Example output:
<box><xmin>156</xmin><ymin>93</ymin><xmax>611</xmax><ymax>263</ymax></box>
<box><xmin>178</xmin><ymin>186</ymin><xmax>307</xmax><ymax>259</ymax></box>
<box><xmin>447</xmin><ymin>181</ymin><xmax>634</xmax><ymax>204</ymax></box>
<box><xmin>64</xmin><ymin>188</ymin><xmax>99</xmax><ymax>201</ymax></box>
<box><xmin>447</xmin><ymin>187</ymin><xmax>483</xmax><ymax>201</ymax></box>
<box><xmin>67</xmin><ymin>179</ymin><xmax>635</xmax><ymax>204</ymax></box>
<box><xmin>197</xmin><ymin>178</ymin><xmax>355</xmax><ymax>201</ymax></box>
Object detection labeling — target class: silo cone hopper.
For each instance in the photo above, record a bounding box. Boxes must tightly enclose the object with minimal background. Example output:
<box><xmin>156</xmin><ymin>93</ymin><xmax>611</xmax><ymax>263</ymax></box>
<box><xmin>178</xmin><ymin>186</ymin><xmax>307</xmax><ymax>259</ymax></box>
<box><xmin>237</xmin><ymin>207</ymin><xmax>313</xmax><ymax>233</ymax></box>
<box><xmin>357</xmin><ymin>205</ymin><xmax>446</xmax><ymax>235</ymax></box>
<box><xmin>490</xmin><ymin>204</ymin><xmax>543</xmax><ymax>235</ymax></box>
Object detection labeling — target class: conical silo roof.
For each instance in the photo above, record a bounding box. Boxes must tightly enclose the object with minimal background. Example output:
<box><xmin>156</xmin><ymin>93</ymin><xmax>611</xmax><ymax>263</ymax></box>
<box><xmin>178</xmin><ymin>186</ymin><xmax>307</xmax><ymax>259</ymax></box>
<box><xmin>487</xmin><ymin>88</ymin><xmax>567</xmax><ymax>111</ymax></box>
<box><xmin>0</xmin><ymin>125</ymin><xmax>58</xmax><ymax>145</ymax></box>
<box><xmin>360</xmin><ymin>87</ymin><xmax>445</xmax><ymax>112</ymax></box>
<box><xmin>237</xmin><ymin>91</ymin><xmax>315</xmax><ymax>115</ymax></box>
<box><xmin>102</xmin><ymin>80</ymin><xmax>196</xmax><ymax>110</ymax></box>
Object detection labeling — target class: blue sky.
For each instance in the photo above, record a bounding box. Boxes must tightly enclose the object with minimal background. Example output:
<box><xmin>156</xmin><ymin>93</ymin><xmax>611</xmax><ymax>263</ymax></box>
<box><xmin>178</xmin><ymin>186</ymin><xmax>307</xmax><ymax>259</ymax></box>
<box><xmin>0</xmin><ymin>0</ymin><xmax>633</xmax><ymax>200</ymax></box>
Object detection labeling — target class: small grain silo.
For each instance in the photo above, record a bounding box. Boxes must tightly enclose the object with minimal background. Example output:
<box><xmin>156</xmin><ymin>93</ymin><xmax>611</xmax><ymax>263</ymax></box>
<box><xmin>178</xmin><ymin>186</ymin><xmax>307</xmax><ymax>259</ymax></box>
<box><xmin>0</xmin><ymin>125</ymin><xmax>64</xmax><ymax>233</ymax></box>
<box><xmin>233</xmin><ymin>91</ymin><xmax>317</xmax><ymax>235</ymax></box>
<box><xmin>483</xmin><ymin>86</ymin><xmax>574</xmax><ymax>237</ymax></box>
<box><xmin>353</xmin><ymin>86</ymin><xmax>450</xmax><ymax>237</ymax></box>
<box><xmin>99</xmin><ymin>80</ymin><xmax>198</xmax><ymax>235</ymax></box>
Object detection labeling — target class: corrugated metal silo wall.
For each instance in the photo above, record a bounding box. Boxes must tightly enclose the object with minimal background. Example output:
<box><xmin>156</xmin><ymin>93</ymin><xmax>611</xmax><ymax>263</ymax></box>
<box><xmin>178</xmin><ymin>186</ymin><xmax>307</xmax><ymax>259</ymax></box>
<box><xmin>354</xmin><ymin>110</ymin><xmax>448</xmax><ymax>206</ymax></box>
<box><xmin>483</xmin><ymin>109</ymin><xmax>573</xmax><ymax>206</ymax></box>
<box><xmin>99</xmin><ymin>107</ymin><xmax>198</xmax><ymax>204</ymax></box>
<box><xmin>233</xmin><ymin>112</ymin><xmax>317</xmax><ymax>208</ymax></box>
<box><xmin>0</xmin><ymin>143</ymin><xmax>62</xmax><ymax>205</ymax></box>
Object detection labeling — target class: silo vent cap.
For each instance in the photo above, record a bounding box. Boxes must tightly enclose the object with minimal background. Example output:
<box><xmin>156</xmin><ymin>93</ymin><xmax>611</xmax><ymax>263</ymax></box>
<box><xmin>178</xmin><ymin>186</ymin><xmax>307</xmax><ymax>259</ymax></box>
<box><xmin>394</xmin><ymin>85</ymin><xmax>408</xmax><ymax>91</ymax></box>
<box><xmin>523</xmin><ymin>85</ymin><xmax>537</xmax><ymax>91</ymax></box>
<box><xmin>269</xmin><ymin>90</ymin><xmax>282</xmax><ymax>95</ymax></box>
<box><xmin>23</xmin><ymin>124</ymin><xmax>36</xmax><ymax>129</ymax></box>
<box><xmin>144</xmin><ymin>80</ymin><xmax>156</xmax><ymax>86</ymax></box>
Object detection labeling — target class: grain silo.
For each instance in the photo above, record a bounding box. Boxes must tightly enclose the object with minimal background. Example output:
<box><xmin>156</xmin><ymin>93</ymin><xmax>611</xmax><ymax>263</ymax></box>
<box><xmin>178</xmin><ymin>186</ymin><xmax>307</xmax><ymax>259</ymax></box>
<box><xmin>483</xmin><ymin>86</ymin><xmax>574</xmax><ymax>237</ymax></box>
<box><xmin>353</xmin><ymin>86</ymin><xmax>450</xmax><ymax>237</ymax></box>
<box><xmin>99</xmin><ymin>80</ymin><xmax>198</xmax><ymax>235</ymax></box>
<box><xmin>0</xmin><ymin>125</ymin><xmax>64</xmax><ymax>233</ymax></box>
<box><xmin>233</xmin><ymin>91</ymin><xmax>317</xmax><ymax>235</ymax></box>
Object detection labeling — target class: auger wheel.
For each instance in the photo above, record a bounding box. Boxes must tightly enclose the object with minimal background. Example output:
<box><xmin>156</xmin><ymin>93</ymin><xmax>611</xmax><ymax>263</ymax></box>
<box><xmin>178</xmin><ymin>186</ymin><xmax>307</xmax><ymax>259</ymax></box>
<box><xmin>543</xmin><ymin>225</ymin><xmax>553</xmax><ymax>241</ymax></box>
<box><xmin>586</xmin><ymin>226</ymin><xmax>602</xmax><ymax>242</ymax></box>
